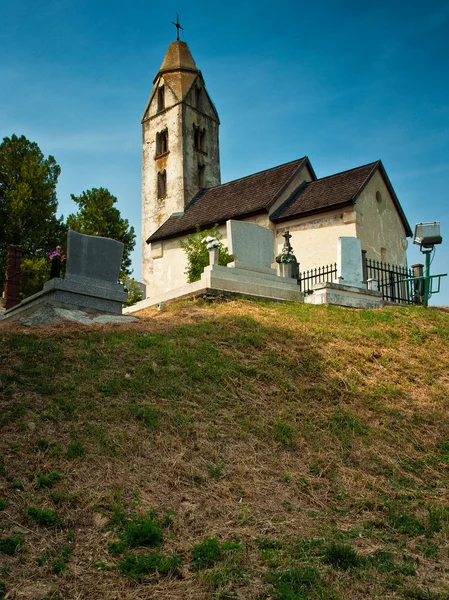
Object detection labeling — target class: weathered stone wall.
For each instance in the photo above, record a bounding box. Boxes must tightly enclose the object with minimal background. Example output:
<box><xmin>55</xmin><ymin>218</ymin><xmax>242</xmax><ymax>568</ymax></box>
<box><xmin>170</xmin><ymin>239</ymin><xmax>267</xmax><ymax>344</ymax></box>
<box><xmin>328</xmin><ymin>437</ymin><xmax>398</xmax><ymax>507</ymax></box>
<box><xmin>141</xmin><ymin>73</ymin><xmax>220</xmax><ymax>292</ymax></box>
<box><xmin>354</xmin><ymin>171</ymin><xmax>408</xmax><ymax>266</ymax></box>
<box><xmin>142</xmin><ymin>79</ymin><xmax>186</xmax><ymax>288</ymax></box>
<box><xmin>182</xmin><ymin>81</ymin><xmax>220</xmax><ymax>204</ymax></box>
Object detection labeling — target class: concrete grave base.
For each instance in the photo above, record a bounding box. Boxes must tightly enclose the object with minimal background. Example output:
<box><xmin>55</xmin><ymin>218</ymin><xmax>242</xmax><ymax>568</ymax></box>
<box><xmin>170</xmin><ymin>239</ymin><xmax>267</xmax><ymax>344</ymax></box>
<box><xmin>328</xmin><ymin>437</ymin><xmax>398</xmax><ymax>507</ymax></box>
<box><xmin>305</xmin><ymin>281</ymin><xmax>383</xmax><ymax>309</ymax></box>
<box><xmin>2</xmin><ymin>276</ymin><xmax>127</xmax><ymax>323</ymax></box>
<box><xmin>124</xmin><ymin>263</ymin><xmax>304</xmax><ymax>313</ymax></box>
<box><xmin>0</xmin><ymin>301</ymin><xmax>138</xmax><ymax>326</ymax></box>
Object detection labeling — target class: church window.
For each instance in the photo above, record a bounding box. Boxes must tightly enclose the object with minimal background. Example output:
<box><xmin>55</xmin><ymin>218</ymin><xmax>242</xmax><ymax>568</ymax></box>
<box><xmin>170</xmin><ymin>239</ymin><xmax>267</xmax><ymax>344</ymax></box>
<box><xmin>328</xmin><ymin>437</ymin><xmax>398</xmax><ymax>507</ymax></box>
<box><xmin>157</xmin><ymin>85</ymin><xmax>165</xmax><ymax>112</ymax></box>
<box><xmin>195</xmin><ymin>86</ymin><xmax>202</xmax><ymax>109</ymax></box>
<box><xmin>193</xmin><ymin>124</ymin><xmax>206</xmax><ymax>152</ymax></box>
<box><xmin>376</xmin><ymin>191</ymin><xmax>382</xmax><ymax>204</ymax></box>
<box><xmin>198</xmin><ymin>163</ymin><xmax>205</xmax><ymax>188</ymax></box>
<box><xmin>156</xmin><ymin>129</ymin><xmax>168</xmax><ymax>156</ymax></box>
<box><xmin>157</xmin><ymin>170</ymin><xmax>166</xmax><ymax>198</ymax></box>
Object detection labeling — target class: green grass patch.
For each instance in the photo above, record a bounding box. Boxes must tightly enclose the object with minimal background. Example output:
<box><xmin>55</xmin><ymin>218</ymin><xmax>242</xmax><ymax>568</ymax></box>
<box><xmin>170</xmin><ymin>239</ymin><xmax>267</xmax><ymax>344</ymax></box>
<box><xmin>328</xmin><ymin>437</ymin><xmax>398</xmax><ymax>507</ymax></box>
<box><xmin>118</xmin><ymin>552</ymin><xmax>181</xmax><ymax>581</ymax></box>
<box><xmin>328</xmin><ymin>410</ymin><xmax>367</xmax><ymax>449</ymax></box>
<box><xmin>265</xmin><ymin>566</ymin><xmax>323</xmax><ymax>599</ymax></box>
<box><xmin>321</xmin><ymin>541</ymin><xmax>361</xmax><ymax>570</ymax></box>
<box><xmin>191</xmin><ymin>537</ymin><xmax>241</xmax><ymax>571</ymax></box>
<box><xmin>0</xmin><ymin>537</ymin><xmax>22</xmax><ymax>555</ymax></box>
<box><xmin>108</xmin><ymin>510</ymin><xmax>171</xmax><ymax>554</ymax></box>
<box><xmin>33</xmin><ymin>470</ymin><xmax>62</xmax><ymax>488</ymax></box>
<box><xmin>130</xmin><ymin>404</ymin><xmax>159</xmax><ymax>430</ymax></box>
<box><xmin>273</xmin><ymin>420</ymin><xmax>296</xmax><ymax>447</ymax></box>
<box><xmin>387</xmin><ymin>511</ymin><xmax>426</xmax><ymax>535</ymax></box>
<box><xmin>208</xmin><ymin>462</ymin><xmax>226</xmax><ymax>480</ymax></box>
<box><xmin>65</xmin><ymin>441</ymin><xmax>86</xmax><ymax>459</ymax></box>
<box><xmin>27</xmin><ymin>506</ymin><xmax>61</xmax><ymax>527</ymax></box>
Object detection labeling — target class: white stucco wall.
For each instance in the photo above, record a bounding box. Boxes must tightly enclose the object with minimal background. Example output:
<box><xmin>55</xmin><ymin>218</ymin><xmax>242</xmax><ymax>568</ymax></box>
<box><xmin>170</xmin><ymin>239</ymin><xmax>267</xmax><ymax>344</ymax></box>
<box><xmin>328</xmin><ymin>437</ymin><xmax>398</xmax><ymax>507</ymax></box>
<box><xmin>274</xmin><ymin>209</ymin><xmax>358</xmax><ymax>273</ymax></box>
<box><xmin>354</xmin><ymin>172</ymin><xmax>408</xmax><ymax>266</ymax></box>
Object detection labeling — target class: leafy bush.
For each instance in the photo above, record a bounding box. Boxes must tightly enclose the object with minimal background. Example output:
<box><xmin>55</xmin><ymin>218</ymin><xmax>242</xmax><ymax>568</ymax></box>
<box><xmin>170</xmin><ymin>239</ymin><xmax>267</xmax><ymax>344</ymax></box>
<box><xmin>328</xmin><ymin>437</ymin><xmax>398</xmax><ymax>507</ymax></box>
<box><xmin>0</xmin><ymin>499</ymin><xmax>5</xmax><ymax>511</ymax></box>
<box><xmin>180</xmin><ymin>225</ymin><xmax>233</xmax><ymax>283</ymax></box>
<box><xmin>123</xmin><ymin>278</ymin><xmax>144</xmax><ymax>307</ymax></box>
<box><xmin>19</xmin><ymin>256</ymin><xmax>50</xmax><ymax>299</ymax></box>
<box><xmin>118</xmin><ymin>552</ymin><xmax>181</xmax><ymax>581</ymax></box>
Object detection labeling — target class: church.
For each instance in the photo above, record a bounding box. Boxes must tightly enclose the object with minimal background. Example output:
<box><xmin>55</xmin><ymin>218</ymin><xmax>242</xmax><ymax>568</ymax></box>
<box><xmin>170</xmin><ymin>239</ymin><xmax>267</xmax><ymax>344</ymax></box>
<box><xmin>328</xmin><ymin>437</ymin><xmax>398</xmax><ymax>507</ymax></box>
<box><xmin>141</xmin><ymin>40</ymin><xmax>412</xmax><ymax>298</ymax></box>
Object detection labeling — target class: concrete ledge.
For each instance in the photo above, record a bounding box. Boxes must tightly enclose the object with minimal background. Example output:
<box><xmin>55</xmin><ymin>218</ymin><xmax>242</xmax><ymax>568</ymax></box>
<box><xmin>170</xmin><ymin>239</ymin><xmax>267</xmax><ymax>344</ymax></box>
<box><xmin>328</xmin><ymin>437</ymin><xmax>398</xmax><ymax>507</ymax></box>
<box><xmin>3</xmin><ymin>278</ymin><xmax>127</xmax><ymax>321</ymax></box>
<box><xmin>305</xmin><ymin>281</ymin><xmax>383</xmax><ymax>308</ymax></box>
<box><xmin>44</xmin><ymin>277</ymin><xmax>127</xmax><ymax>302</ymax></box>
<box><xmin>124</xmin><ymin>268</ymin><xmax>303</xmax><ymax>313</ymax></box>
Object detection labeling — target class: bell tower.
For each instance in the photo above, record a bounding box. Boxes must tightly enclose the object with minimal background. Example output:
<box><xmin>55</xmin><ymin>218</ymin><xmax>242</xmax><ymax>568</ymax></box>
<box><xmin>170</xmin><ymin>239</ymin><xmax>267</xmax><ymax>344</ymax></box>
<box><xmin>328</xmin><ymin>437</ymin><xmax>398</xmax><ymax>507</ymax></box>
<box><xmin>141</xmin><ymin>40</ymin><xmax>221</xmax><ymax>288</ymax></box>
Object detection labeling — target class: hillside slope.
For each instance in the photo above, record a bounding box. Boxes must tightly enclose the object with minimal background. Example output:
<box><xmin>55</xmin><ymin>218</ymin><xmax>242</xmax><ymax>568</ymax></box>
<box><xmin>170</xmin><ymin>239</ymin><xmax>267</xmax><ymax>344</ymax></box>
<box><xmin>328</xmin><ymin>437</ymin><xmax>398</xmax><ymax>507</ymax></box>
<box><xmin>1</xmin><ymin>299</ymin><xmax>449</xmax><ymax>600</ymax></box>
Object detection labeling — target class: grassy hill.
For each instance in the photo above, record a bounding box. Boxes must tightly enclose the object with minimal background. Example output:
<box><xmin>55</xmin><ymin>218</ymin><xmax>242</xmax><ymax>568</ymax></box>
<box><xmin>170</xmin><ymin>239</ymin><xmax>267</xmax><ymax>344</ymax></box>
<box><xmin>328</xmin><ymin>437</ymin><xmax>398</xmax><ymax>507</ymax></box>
<box><xmin>1</xmin><ymin>299</ymin><xmax>449</xmax><ymax>600</ymax></box>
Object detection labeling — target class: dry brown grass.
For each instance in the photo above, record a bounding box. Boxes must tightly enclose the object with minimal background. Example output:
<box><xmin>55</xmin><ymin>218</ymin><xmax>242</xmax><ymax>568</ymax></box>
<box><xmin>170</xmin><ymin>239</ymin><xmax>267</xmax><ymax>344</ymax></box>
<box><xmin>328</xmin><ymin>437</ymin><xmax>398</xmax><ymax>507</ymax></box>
<box><xmin>1</xmin><ymin>298</ymin><xmax>449</xmax><ymax>599</ymax></box>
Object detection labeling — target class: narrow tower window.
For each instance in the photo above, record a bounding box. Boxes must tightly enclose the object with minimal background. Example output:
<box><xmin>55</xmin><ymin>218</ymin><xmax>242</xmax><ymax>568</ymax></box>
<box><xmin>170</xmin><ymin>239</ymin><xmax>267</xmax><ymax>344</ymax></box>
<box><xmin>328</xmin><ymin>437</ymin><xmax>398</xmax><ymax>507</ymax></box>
<box><xmin>195</xmin><ymin>86</ymin><xmax>202</xmax><ymax>109</ymax></box>
<box><xmin>198</xmin><ymin>163</ymin><xmax>205</xmax><ymax>188</ymax></box>
<box><xmin>157</xmin><ymin>85</ymin><xmax>165</xmax><ymax>112</ymax></box>
<box><xmin>156</xmin><ymin>130</ymin><xmax>168</xmax><ymax>156</ymax></box>
<box><xmin>200</xmin><ymin>128</ymin><xmax>206</xmax><ymax>151</ymax></box>
<box><xmin>193</xmin><ymin>124</ymin><xmax>206</xmax><ymax>152</ymax></box>
<box><xmin>157</xmin><ymin>170</ymin><xmax>167</xmax><ymax>198</ymax></box>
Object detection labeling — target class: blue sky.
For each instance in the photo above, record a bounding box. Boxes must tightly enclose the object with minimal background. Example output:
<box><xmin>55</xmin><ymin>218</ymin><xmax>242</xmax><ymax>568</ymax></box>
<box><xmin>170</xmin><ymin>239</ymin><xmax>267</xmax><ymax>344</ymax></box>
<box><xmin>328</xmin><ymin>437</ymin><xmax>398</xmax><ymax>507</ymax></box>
<box><xmin>1</xmin><ymin>0</ymin><xmax>448</xmax><ymax>304</ymax></box>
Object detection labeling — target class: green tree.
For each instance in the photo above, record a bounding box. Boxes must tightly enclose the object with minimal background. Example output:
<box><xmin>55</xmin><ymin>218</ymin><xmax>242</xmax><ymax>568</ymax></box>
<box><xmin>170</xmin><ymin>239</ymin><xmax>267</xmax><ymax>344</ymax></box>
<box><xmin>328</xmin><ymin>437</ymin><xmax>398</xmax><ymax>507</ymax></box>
<box><xmin>0</xmin><ymin>134</ymin><xmax>66</xmax><ymax>291</ymax></box>
<box><xmin>180</xmin><ymin>225</ymin><xmax>233</xmax><ymax>283</ymax></box>
<box><xmin>123</xmin><ymin>278</ymin><xmax>144</xmax><ymax>307</ymax></box>
<box><xmin>67</xmin><ymin>188</ymin><xmax>136</xmax><ymax>277</ymax></box>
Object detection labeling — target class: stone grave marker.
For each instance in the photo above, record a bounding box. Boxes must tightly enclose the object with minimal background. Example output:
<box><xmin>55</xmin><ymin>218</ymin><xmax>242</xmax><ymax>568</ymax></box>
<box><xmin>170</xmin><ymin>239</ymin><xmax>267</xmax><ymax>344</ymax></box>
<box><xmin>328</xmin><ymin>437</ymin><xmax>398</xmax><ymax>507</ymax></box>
<box><xmin>335</xmin><ymin>237</ymin><xmax>365</xmax><ymax>288</ymax></box>
<box><xmin>226</xmin><ymin>220</ymin><xmax>274</xmax><ymax>271</ymax></box>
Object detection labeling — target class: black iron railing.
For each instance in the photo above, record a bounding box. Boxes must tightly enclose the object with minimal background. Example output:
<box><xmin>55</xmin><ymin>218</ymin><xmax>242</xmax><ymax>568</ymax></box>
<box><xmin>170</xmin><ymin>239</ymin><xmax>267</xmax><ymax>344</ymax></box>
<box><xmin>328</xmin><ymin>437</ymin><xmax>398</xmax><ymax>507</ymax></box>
<box><xmin>364</xmin><ymin>258</ymin><xmax>414</xmax><ymax>304</ymax></box>
<box><xmin>299</xmin><ymin>263</ymin><xmax>337</xmax><ymax>294</ymax></box>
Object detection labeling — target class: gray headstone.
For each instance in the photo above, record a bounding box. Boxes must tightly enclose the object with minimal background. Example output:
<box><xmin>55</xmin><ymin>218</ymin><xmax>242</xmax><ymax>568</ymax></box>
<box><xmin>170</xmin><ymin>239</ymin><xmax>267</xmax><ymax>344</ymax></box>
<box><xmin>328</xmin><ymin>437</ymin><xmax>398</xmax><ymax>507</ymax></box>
<box><xmin>226</xmin><ymin>220</ymin><xmax>274</xmax><ymax>269</ymax></box>
<box><xmin>66</xmin><ymin>230</ymin><xmax>124</xmax><ymax>284</ymax></box>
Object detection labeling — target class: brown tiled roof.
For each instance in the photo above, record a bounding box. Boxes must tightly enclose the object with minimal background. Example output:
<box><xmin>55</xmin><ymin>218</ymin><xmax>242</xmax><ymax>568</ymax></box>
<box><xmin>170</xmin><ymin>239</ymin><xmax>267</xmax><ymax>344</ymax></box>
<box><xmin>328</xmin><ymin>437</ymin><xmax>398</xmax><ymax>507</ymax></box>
<box><xmin>271</xmin><ymin>161</ymin><xmax>379</xmax><ymax>222</ymax></box>
<box><xmin>147</xmin><ymin>157</ymin><xmax>308</xmax><ymax>243</ymax></box>
<box><xmin>157</xmin><ymin>41</ymin><xmax>199</xmax><ymax>78</ymax></box>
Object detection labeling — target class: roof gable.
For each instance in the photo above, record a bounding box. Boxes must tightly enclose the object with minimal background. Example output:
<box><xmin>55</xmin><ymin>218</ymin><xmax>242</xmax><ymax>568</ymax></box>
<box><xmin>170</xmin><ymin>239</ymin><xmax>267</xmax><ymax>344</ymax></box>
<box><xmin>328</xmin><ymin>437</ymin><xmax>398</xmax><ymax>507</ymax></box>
<box><xmin>271</xmin><ymin>161</ymin><xmax>379</xmax><ymax>221</ymax></box>
<box><xmin>271</xmin><ymin>160</ymin><xmax>412</xmax><ymax>237</ymax></box>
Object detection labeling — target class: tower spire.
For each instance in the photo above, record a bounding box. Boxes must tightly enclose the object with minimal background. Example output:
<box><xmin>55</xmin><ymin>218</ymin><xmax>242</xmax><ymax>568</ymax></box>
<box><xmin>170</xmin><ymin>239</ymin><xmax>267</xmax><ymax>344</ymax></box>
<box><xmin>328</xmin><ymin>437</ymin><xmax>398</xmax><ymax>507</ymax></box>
<box><xmin>172</xmin><ymin>14</ymin><xmax>184</xmax><ymax>41</ymax></box>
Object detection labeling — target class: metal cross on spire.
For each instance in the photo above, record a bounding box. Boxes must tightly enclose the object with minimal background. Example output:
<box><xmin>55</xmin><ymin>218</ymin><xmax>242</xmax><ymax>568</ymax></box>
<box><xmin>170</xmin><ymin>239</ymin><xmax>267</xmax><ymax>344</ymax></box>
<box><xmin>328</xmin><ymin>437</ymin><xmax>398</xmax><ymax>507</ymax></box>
<box><xmin>172</xmin><ymin>14</ymin><xmax>184</xmax><ymax>41</ymax></box>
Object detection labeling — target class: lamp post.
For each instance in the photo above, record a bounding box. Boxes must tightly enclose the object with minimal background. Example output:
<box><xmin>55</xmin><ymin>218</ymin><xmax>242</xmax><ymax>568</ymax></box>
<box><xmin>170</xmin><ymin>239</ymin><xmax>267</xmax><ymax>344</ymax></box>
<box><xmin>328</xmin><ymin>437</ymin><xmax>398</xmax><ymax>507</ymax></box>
<box><xmin>413</xmin><ymin>222</ymin><xmax>444</xmax><ymax>307</ymax></box>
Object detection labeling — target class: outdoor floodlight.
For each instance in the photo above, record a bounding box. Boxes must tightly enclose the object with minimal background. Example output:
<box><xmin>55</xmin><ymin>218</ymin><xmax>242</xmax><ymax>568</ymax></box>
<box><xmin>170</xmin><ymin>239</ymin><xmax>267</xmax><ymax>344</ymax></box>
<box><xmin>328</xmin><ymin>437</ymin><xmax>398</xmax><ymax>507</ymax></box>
<box><xmin>413</xmin><ymin>222</ymin><xmax>442</xmax><ymax>248</ymax></box>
